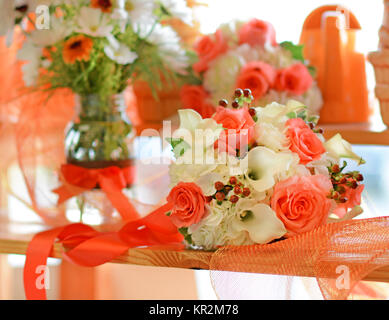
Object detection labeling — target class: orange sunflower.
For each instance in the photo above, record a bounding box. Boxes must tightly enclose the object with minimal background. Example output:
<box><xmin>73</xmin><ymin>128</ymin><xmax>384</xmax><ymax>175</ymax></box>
<box><xmin>63</xmin><ymin>35</ymin><xmax>94</xmax><ymax>64</ymax></box>
<box><xmin>91</xmin><ymin>0</ymin><xmax>113</xmax><ymax>13</ymax></box>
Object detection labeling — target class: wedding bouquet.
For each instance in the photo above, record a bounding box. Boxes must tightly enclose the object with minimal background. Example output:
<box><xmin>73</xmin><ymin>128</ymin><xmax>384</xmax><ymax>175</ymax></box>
<box><xmin>167</xmin><ymin>88</ymin><xmax>365</xmax><ymax>250</ymax></box>
<box><xmin>180</xmin><ymin>19</ymin><xmax>323</xmax><ymax>118</ymax></box>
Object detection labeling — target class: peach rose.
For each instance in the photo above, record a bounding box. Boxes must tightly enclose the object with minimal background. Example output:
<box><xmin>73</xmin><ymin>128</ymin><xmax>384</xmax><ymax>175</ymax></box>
<box><xmin>275</xmin><ymin>63</ymin><xmax>313</xmax><ymax>95</ymax></box>
<box><xmin>236</xmin><ymin>61</ymin><xmax>276</xmax><ymax>99</ymax></box>
<box><xmin>286</xmin><ymin>118</ymin><xmax>326</xmax><ymax>165</ymax></box>
<box><xmin>333</xmin><ymin>184</ymin><xmax>364</xmax><ymax>218</ymax></box>
<box><xmin>180</xmin><ymin>85</ymin><xmax>216</xmax><ymax>118</ymax></box>
<box><xmin>238</xmin><ymin>19</ymin><xmax>277</xmax><ymax>47</ymax></box>
<box><xmin>193</xmin><ymin>29</ymin><xmax>228</xmax><ymax>73</ymax></box>
<box><xmin>271</xmin><ymin>175</ymin><xmax>334</xmax><ymax>236</ymax></box>
<box><xmin>167</xmin><ymin>182</ymin><xmax>207</xmax><ymax>228</ymax></box>
<box><xmin>213</xmin><ymin>106</ymin><xmax>256</xmax><ymax>155</ymax></box>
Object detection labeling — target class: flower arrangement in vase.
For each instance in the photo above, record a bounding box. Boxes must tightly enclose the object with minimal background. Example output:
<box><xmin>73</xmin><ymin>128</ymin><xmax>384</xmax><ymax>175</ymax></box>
<box><xmin>181</xmin><ymin>19</ymin><xmax>323</xmax><ymax>119</ymax></box>
<box><xmin>167</xmin><ymin>88</ymin><xmax>365</xmax><ymax>250</ymax></box>
<box><xmin>1</xmin><ymin>0</ymin><xmax>195</xmax><ymax>224</ymax></box>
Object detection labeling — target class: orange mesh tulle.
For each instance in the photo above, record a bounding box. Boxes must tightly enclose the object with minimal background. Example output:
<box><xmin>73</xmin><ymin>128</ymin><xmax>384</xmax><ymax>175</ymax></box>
<box><xmin>210</xmin><ymin>216</ymin><xmax>389</xmax><ymax>300</ymax></box>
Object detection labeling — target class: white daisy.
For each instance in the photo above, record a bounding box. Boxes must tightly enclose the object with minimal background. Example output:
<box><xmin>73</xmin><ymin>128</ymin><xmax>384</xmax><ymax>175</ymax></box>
<box><xmin>29</xmin><ymin>16</ymin><xmax>71</xmax><ymax>47</ymax></box>
<box><xmin>146</xmin><ymin>24</ymin><xmax>189</xmax><ymax>74</ymax></box>
<box><xmin>159</xmin><ymin>0</ymin><xmax>193</xmax><ymax>25</ymax></box>
<box><xmin>76</xmin><ymin>7</ymin><xmax>114</xmax><ymax>38</ymax></box>
<box><xmin>124</xmin><ymin>0</ymin><xmax>156</xmax><ymax>28</ymax></box>
<box><xmin>104</xmin><ymin>36</ymin><xmax>138</xmax><ymax>65</ymax></box>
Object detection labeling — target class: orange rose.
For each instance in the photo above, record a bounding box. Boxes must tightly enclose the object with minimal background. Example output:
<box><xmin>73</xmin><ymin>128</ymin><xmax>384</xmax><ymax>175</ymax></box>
<box><xmin>213</xmin><ymin>106</ymin><xmax>256</xmax><ymax>155</ymax></box>
<box><xmin>275</xmin><ymin>63</ymin><xmax>313</xmax><ymax>95</ymax></box>
<box><xmin>286</xmin><ymin>118</ymin><xmax>325</xmax><ymax>165</ymax></box>
<box><xmin>167</xmin><ymin>182</ymin><xmax>207</xmax><ymax>228</ymax></box>
<box><xmin>193</xmin><ymin>29</ymin><xmax>228</xmax><ymax>73</ymax></box>
<box><xmin>333</xmin><ymin>184</ymin><xmax>364</xmax><ymax>218</ymax></box>
<box><xmin>271</xmin><ymin>175</ymin><xmax>334</xmax><ymax>236</ymax></box>
<box><xmin>238</xmin><ymin>19</ymin><xmax>277</xmax><ymax>47</ymax></box>
<box><xmin>236</xmin><ymin>61</ymin><xmax>276</xmax><ymax>99</ymax></box>
<box><xmin>180</xmin><ymin>85</ymin><xmax>216</xmax><ymax>118</ymax></box>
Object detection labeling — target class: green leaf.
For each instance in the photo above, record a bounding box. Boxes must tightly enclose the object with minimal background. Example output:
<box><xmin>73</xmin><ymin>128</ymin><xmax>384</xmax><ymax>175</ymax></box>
<box><xmin>286</xmin><ymin>111</ymin><xmax>297</xmax><ymax>119</ymax></box>
<box><xmin>166</xmin><ymin>137</ymin><xmax>191</xmax><ymax>158</ymax></box>
<box><xmin>280</xmin><ymin>41</ymin><xmax>305</xmax><ymax>62</ymax></box>
<box><xmin>308</xmin><ymin>65</ymin><xmax>317</xmax><ymax>78</ymax></box>
<box><xmin>178</xmin><ymin>227</ymin><xmax>193</xmax><ymax>245</ymax></box>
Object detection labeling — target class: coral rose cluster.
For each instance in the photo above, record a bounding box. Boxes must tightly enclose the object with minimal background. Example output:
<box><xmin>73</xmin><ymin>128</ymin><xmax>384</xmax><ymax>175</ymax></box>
<box><xmin>181</xmin><ymin>18</ymin><xmax>322</xmax><ymax>118</ymax></box>
<box><xmin>167</xmin><ymin>95</ymin><xmax>366</xmax><ymax>250</ymax></box>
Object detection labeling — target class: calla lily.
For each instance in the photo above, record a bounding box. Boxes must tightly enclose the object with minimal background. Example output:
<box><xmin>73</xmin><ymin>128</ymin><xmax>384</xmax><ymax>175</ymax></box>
<box><xmin>234</xmin><ymin>203</ymin><xmax>286</xmax><ymax>244</ymax></box>
<box><xmin>244</xmin><ymin>146</ymin><xmax>296</xmax><ymax>192</ymax></box>
<box><xmin>178</xmin><ymin>109</ymin><xmax>223</xmax><ymax>147</ymax></box>
<box><xmin>324</xmin><ymin>134</ymin><xmax>365</xmax><ymax>165</ymax></box>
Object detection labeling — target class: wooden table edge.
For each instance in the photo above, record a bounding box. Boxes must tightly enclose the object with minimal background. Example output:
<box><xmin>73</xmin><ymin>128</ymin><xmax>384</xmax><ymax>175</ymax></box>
<box><xmin>1</xmin><ymin>238</ymin><xmax>389</xmax><ymax>283</ymax></box>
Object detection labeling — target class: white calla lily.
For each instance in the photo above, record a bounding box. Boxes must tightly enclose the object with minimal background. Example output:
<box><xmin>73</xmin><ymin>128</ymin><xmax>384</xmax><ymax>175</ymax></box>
<box><xmin>244</xmin><ymin>146</ymin><xmax>296</xmax><ymax>192</ymax></box>
<box><xmin>234</xmin><ymin>203</ymin><xmax>286</xmax><ymax>244</ymax></box>
<box><xmin>324</xmin><ymin>134</ymin><xmax>365</xmax><ymax>164</ymax></box>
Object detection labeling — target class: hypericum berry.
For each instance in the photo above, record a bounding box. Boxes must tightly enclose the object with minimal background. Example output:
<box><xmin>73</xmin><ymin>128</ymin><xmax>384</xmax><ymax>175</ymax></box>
<box><xmin>234</xmin><ymin>186</ymin><xmax>242</xmax><ymax>195</ymax></box>
<box><xmin>332</xmin><ymin>191</ymin><xmax>340</xmax><ymax>199</ymax></box>
<box><xmin>229</xmin><ymin>176</ymin><xmax>237</xmax><ymax>185</ymax></box>
<box><xmin>232</xmin><ymin>100</ymin><xmax>239</xmax><ymax>109</ymax></box>
<box><xmin>337</xmin><ymin>185</ymin><xmax>346</xmax><ymax>194</ymax></box>
<box><xmin>348</xmin><ymin>180</ymin><xmax>358</xmax><ymax>189</ymax></box>
<box><xmin>230</xmin><ymin>195</ymin><xmax>239</xmax><ymax>204</ymax></box>
<box><xmin>249</xmin><ymin>108</ymin><xmax>256</xmax><ymax>117</ymax></box>
<box><xmin>243</xmin><ymin>88</ymin><xmax>252</xmax><ymax>97</ymax></box>
<box><xmin>356</xmin><ymin>174</ymin><xmax>364</xmax><ymax>182</ymax></box>
<box><xmin>308</xmin><ymin>122</ymin><xmax>315</xmax><ymax>130</ymax></box>
<box><xmin>315</xmin><ymin>128</ymin><xmax>324</xmax><ymax>134</ymax></box>
<box><xmin>215</xmin><ymin>181</ymin><xmax>224</xmax><ymax>191</ymax></box>
<box><xmin>331</xmin><ymin>164</ymin><xmax>340</xmax><ymax>173</ymax></box>
<box><xmin>242</xmin><ymin>188</ymin><xmax>251</xmax><ymax>197</ymax></box>
<box><xmin>339</xmin><ymin>197</ymin><xmax>348</xmax><ymax>203</ymax></box>
<box><xmin>235</xmin><ymin>88</ymin><xmax>243</xmax><ymax>98</ymax></box>
<box><xmin>215</xmin><ymin>192</ymin><xmax>225</xmax><ymax>201</ymax></box>
<box><xmin>205</xmin><ymin>196</ymin><xmax>213</xmax><ymax>203</ymax></box>
<box><xmin>339</xmin><ymin>176</ymin><xmax>347</xmax><ymax>184</ymax></box>
<box><xmin>219</xmin><ymin>99</ymin><xmax>228</xmax><ymax>107</ymax></box>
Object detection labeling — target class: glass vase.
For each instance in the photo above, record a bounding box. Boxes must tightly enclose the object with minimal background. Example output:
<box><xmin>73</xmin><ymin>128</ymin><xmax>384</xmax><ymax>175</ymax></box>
<box><xmin>64</xmin><ymin>92</ymin><xmax>136</xmax><ymax>226</ymax></box>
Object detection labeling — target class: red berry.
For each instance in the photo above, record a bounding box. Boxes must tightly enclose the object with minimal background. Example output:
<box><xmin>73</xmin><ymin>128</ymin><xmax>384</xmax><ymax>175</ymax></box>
<box><xmin>235</xmin><ymin>88</ymin><xmax>243</xmax><ymax>97</ymax></box>
<box><xmin>232</xmin><ymin>100</ymin><xmax>239</xmax><ymax>108</ymax></box>
<box><xmin>230</xmin><ymin>195</ymin><xmax>239</xmax><ymax>204</ymax></box>
<box><xmin>205</xmin><ymin>196</ymin><xmax>213</xmax><ymax>203</ymax></box>
<box><xmin>242</xmin><ymin>188</ymin><xmax>251</xmax><ymax>197</ymax></box>
<box><xmin>234</xmin><ymin>186</ymin><xmax>242</xmax><ymax>195</ymax></box>
<box><xmin>229</xmin><ymin>176</ymin><xmax>237</xmax><ymax>185</ymax></box>
<box><xmin>219</xmin><ymin>99</ymin><xmax>228</xmax><ymax>107</ymax></box>
<box><xmin>332</xmin><ymin>191</ymin><xmax>340</xmax><ymax>199</ymax></box>
<box><xmin>337</xmin><ymin>186</ymin><xmax>346</xmax><ymax>194</ymax></box>
<box><xmin>339</xmin><ymin>176</ymin><xmax>347</xmax><ymax>184</ymax></box>
<box><xmin>243</xmin><ymin>88</ymin><xmax>252</xmax><ymax>97</ymax></box>
<box><xmin>356</xmin><ymin>174</ymin><xmax>364</xmax><ymax>182</ymax></box>
<box><xmin>215</xmin><ymin>181</ymin><xmax>224</xmax><ymax>191</ymax></box>
<box><xmin>332</xmin><ymin>164</ymin><xmax>340</xmax><ymax>173</ymax></box>
<box><xmin>339</xmin><ymin>197</ymin><xmax>348</xmax><ymax>203</ymax></box>
<box><xmin>249</xmin><ymin>108</ymin><xmax>256</xmax><ymax>117</ymax></box>
<box><xmin>215</xmin><ymin>192</ymin><xmax>225</xmax><ymax>201</ymax></box>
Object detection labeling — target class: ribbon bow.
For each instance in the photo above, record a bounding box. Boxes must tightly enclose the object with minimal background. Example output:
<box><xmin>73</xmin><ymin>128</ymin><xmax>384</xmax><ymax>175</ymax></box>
<box><xmin>53</xmin><ymin>164</ymin><xmax>139</xmax><ymax>221</ymax></box>
<box><xmin>24</xmin><ymin>203</ymin><xmax>184</xmax><ymax>300</ymax></box>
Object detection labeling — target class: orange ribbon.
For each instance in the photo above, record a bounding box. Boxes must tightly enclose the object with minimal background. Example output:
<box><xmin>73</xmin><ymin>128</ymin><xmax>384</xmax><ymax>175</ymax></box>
<box><xmin>23</xmin><ymin>203</ymin><xmax>184</xmax><ymax>300</ymax></box>
<box><xmin>53</xmin><ymin>164</ymin><xmax>139</xmax><ymax>221</ymax></box>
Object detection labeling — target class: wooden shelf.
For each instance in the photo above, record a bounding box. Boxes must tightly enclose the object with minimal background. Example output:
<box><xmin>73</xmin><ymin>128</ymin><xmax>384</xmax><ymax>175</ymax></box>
<box><xmin>0</xmin><ymin>224</ymin><xmax>389</xmax><ymax>283</ymax></box>
<box><xmin>321</xmin><ymin>122</ymin><xmax>389</xmax><ymax>145</ymax></box>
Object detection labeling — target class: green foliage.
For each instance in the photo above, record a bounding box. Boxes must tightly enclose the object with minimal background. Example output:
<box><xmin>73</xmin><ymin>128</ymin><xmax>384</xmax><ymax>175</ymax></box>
<box><xmin>166</xmin><ymin>137</ymin><xmax>191</xmax><ymax>158</ymax></box>
<box><xmin>178</xmin><ymin>227</ymin><xmax>193</xmax><ymax>245</ymax></box>
<box><xmin>280</xmin><ymin>41</ymin><xmax>305</xmax><ymax>62</ymax></box>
